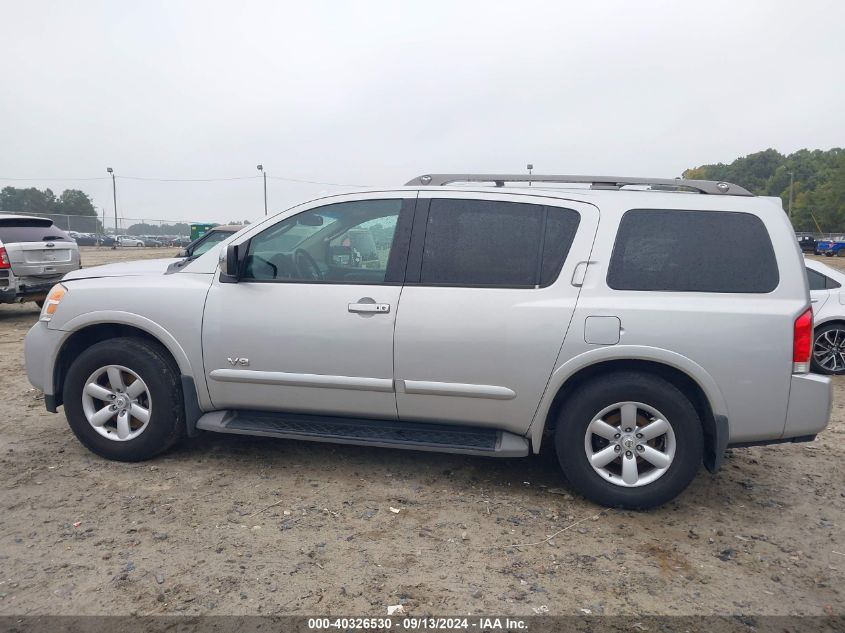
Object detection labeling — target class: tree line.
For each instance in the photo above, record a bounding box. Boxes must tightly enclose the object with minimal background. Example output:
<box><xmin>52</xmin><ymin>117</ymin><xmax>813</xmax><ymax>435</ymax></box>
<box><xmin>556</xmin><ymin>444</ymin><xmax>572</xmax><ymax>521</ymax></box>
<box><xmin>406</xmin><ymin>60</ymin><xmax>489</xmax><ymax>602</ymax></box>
<box><xmin>684</xmin><ymin>147</ymin><xmax>845</xmax><ymax>233</ymax></box>
<box><xmin>0</xmin><ymin>186</ymin><xmax>97</xmax><ymax>217</ymax></box>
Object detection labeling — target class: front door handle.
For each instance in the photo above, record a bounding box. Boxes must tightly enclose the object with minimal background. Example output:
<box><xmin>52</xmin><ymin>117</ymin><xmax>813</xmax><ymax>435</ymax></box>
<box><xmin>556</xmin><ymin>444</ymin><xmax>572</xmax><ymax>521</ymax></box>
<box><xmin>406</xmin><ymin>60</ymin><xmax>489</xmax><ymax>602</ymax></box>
<box><xmin>348</xmin><ymin>301</ymin><xmax>390</xmax><ymax>314</ymax></box>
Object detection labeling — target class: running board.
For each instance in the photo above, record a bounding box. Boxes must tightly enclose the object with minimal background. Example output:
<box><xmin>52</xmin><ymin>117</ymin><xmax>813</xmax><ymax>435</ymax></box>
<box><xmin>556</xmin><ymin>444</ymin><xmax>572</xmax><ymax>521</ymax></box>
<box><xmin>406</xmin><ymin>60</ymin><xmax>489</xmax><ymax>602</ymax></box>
<box><xmin>195</xmin><ymin>410</ymin><xmax>529</xmax><ymax>457</ymax></box>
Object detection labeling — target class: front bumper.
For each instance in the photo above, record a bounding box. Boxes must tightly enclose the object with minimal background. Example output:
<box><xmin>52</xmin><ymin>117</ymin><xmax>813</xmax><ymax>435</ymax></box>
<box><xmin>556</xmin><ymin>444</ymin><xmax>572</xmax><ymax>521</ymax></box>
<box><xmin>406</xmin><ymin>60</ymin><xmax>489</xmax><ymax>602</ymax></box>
<box><xmin>24</xmin><ymin>320</ymin><xmax>69</xmax><ymax>399</ymax></box>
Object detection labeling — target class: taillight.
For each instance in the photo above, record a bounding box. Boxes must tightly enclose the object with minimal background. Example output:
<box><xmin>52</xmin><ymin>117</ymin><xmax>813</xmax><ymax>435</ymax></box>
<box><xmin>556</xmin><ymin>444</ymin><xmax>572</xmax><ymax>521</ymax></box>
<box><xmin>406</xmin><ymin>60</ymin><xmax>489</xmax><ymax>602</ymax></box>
<box><xmin>0</xmin><ymin>246</ymin><xmax>9</xmax><ymax>269</ymax></box>
<box><xmin>793</xmin><ymin>307</ymin><xmax>813</xmax><ymax>373</ymax></box>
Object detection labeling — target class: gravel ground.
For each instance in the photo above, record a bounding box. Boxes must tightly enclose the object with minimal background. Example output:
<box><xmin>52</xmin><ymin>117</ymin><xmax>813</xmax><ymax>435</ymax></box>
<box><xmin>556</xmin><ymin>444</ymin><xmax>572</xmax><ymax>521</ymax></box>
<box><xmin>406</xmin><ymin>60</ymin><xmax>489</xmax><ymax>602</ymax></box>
<box><xmin>0</xmin><ymin>248</ymin><xmax>842</xmax><ymax>616</ymax></box>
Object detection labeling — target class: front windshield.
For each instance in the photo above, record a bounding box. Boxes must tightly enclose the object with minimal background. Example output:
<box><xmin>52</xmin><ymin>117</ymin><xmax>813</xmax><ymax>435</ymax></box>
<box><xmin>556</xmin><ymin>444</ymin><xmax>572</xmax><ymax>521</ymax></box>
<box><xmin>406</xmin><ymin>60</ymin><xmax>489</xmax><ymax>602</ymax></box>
<box><xmin>191</xmin><ymin>231</ymin><xmax>233</xmax><ymax>257</ymax></box>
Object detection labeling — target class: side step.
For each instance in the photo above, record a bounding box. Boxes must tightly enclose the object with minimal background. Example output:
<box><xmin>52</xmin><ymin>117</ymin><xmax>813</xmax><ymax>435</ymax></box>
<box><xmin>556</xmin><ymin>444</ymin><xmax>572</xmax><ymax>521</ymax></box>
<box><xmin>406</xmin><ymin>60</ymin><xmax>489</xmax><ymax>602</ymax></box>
<box><xmin>195</xmin><ymin>410</ymin><xmax>529</xmax><ymax>457</ymax></box>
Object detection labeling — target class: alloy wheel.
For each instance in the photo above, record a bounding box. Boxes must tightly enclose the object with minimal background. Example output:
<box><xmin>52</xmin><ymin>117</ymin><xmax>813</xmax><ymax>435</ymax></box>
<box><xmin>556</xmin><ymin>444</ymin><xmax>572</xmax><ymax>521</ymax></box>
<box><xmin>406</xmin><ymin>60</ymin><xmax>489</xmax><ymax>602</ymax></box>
<box><xmin>81</xmin><ymin>365</ymin><xmax>152</xmax><ymax>441</ymax></box>
<box><xmin>813</xmin><ymin>328</ymin><xmax>845</xmax><ymax>373</ymax></box>
<box><xmin>583</xmin><ymin>401</ymin><xmax>676</xmax><ymax>487</ymax></box>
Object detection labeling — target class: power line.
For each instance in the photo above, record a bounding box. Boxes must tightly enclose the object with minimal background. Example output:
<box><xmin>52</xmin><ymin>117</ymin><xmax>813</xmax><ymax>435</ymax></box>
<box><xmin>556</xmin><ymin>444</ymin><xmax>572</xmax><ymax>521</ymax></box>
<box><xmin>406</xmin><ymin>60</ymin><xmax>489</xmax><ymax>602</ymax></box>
<box><xmin>118</xmin><ymin>175</ymin><xmax>261</xmax><ymax>182</ymax></box>
<box><xmin>0</xmin><ymin>176</ymin><xmax>110</xmax><ymax>181</ymax></box>
<box><xmin>0</xmin><ymin>174</ymin><xmax>369</xmax><ymax>187</ymax></box>
<box><xmin>266</xmin><ymin>175</ymin><xmax>371</xmax><ymax>187</ymax></box>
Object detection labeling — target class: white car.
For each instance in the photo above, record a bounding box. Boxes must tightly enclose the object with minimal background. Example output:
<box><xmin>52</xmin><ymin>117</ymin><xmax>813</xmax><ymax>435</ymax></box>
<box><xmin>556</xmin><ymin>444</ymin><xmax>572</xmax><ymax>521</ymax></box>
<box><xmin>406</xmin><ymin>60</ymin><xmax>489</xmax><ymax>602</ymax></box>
<box><xmin>805</xmin><ymin>257</ymin><xmax>845</xmax><ymax>374</ymax></box>
<box><xmin>116</xmin><ymin>236</ymin><xmax>145</xmax><ymax>247</ymax></box>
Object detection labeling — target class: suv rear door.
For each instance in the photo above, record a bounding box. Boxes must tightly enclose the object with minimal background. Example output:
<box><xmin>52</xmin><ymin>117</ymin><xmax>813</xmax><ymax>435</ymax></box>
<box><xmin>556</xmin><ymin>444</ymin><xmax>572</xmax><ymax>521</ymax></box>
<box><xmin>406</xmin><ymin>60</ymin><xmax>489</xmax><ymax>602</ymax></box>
<box><xmin>393</xmin><ymin>192</ymin><xmax>599</xmax><ymax>435</ymax></box>
<box><xmin>0</xmin><ymin>217</ymin><xmax>79</xmax><ymax>278</ymax></box>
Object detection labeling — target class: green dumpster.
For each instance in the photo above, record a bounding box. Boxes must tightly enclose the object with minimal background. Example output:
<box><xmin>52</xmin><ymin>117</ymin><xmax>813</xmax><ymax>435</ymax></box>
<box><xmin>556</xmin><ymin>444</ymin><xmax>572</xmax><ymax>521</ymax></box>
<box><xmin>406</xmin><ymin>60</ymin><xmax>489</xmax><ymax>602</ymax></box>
<box><xmin>190</xmin><ymin>223</ymin><xmax>217</xmax><ymax>241</ymax></box>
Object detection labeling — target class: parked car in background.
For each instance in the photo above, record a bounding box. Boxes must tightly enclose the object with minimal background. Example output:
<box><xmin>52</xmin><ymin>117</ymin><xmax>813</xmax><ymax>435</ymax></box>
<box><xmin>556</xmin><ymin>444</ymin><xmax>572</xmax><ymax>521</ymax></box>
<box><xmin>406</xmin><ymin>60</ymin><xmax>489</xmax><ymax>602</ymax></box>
<box><xmin>93</xmin><ymin>234</ymin><xmax>116</xmax><ymax>247</ymax></box>
<box><xmin>178</xmin><ymin>224</ymin><xmax>242</xmax><ymax>258</ymax></box>
<box><xmin>0</xmin><ymin>215</ymin><xmax>81</xmax><ymax>306</ymax></box>
<box><xmin>68</xmin><ymin>232</ymin><xmax>100</xmax><ymax>246</ymax></box>
<box><xmin>796</xmin><ymin>233</ymin><xmax>817</xmax><ymax>253</ymax></box>
<box><xmin>814</xmin><ymin>236</ymin><xmax>845</xmax><ymax>257</ymax></box>
<box><xmin>805</xmin><ymin>258</ymin><xmax>845</xmax><ymax>375</ymax></box>
<box><xmin>23</xmin><ymin>174</ymin><xmax>830</xmax><ymax>510</ymax></box>
<box><xmin>116</xmin><ymin>235</ymin><xmax>145</xmax><ymax>247</ymax></box>
<box><xmin>141</xmin><ymin>236</ymin><xmax>164</xmax><ymax>247</ymax></box>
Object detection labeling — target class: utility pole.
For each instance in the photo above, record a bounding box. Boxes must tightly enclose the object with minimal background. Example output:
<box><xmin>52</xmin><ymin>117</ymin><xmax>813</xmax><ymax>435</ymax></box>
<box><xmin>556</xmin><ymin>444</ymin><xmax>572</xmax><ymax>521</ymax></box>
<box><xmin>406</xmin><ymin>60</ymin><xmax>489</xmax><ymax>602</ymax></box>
<box><xmin>257</xmin><ymin>164</ymin><xmax>267</xmax><ymax>215</ymax></box>
<box><xmin>527</xmin><ymin>163</ymin><xmax>533</xmax><ymax>187</ymax></box>
<box><xmin>107</xmin><ymin>167</ymin><xmax>117</xmax><ymax>233</ymax></box>
<box><xmin>788</xmin><ymin>171</ymin><xmax>794</xmax><ymax>218</ymax></box>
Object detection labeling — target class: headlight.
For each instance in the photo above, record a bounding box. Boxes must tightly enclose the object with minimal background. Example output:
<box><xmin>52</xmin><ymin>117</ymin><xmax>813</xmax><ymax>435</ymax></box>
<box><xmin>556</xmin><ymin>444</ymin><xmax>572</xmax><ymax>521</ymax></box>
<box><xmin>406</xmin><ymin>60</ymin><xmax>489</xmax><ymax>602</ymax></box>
<box><xmin>40</xmin><ymin>284</ymin><xmax>67</xmax><ymax>322</ymax></box>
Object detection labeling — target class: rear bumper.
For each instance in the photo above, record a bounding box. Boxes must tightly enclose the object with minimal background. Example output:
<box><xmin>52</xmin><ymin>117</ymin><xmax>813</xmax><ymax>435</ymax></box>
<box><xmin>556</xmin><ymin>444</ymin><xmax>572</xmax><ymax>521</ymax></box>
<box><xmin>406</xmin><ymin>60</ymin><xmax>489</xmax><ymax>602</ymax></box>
<box><xmin>782</xmin><ymin>372</ymin><xmax>832</xmax><ymax>438</ymax></box>
<box><xmin>0</xmin><ymin>277</ymin><xmax>63</xmax><ymax>303</ymax></box>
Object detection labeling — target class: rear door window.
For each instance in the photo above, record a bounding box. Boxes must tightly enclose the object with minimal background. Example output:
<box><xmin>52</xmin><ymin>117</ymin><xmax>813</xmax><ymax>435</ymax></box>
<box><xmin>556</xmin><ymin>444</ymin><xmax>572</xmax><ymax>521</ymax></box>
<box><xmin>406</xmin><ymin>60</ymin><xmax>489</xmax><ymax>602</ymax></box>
<box><xmin>607</xmin><ymin>209</ymin><xmax>779</xmax><ymax>293</ymax></box>
<box><xmin>418</xmin><ymin>199</ymin><xmax>580</xmax><ymax>287</ymax></box>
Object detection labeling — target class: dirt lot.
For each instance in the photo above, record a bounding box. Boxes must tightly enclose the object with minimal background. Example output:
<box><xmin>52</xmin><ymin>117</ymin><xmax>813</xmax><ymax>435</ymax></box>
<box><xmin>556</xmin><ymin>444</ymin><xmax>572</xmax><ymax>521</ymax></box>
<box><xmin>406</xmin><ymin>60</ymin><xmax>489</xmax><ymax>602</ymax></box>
<box><xmin>0</xmin><ymin>247</ymin><xmax>842</xmax><ymax>616</ymax></box>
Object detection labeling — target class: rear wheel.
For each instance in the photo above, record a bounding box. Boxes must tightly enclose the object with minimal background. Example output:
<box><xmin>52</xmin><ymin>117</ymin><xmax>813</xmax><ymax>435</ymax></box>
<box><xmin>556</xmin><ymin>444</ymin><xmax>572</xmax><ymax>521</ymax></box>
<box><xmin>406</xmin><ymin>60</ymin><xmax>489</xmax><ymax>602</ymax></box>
<box><xmin>62</xmin><ymin>337</ymin><xmax>184</xmax><ymax>461</ymax></box>
<box><xmin>812</xmin><ymin>323</ymin><xmax>845</xmax><ymax>375</ymax></box>
<box><xmin>555</xmin><ymin>372</ymin><xmax>703</xmax><ymax>509</ymax></box>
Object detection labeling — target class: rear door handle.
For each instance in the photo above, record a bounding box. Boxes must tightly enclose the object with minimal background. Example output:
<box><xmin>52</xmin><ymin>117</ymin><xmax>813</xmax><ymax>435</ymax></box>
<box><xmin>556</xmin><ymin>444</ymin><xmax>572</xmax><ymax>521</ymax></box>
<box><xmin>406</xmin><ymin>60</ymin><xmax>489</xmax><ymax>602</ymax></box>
<box><xmin>348</xmin><ymin>302</ymin><xmax>390</xmax><ymax>314</ymax></box>
<box><xmin>571</xmin><ymin>261</ymin><xmax>593</xmax><ymax>287</ymax></box>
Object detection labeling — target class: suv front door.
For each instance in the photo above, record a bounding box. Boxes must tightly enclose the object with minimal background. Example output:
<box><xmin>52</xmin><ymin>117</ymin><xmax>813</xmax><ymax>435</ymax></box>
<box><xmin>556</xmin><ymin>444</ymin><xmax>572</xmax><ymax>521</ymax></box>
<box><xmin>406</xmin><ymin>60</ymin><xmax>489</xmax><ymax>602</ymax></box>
<box><xmin>202</xmin><ymin>193</ymin><xmax>415</xmax><ymax>419</ymax></box>
<box><xmin>393</xmin><ymin>192</ymin><xmax>599</xmax><ymax>435</ymax></box>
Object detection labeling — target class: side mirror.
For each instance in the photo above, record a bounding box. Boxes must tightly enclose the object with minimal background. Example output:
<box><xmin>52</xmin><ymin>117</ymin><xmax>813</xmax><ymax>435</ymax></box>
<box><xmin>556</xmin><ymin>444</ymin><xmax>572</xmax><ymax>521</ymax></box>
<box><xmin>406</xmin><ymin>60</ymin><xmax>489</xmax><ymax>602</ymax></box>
<box><xmin>219</xmin><ymin>244</ymin><xmax>241</xmax><ymax>283</ymax></box>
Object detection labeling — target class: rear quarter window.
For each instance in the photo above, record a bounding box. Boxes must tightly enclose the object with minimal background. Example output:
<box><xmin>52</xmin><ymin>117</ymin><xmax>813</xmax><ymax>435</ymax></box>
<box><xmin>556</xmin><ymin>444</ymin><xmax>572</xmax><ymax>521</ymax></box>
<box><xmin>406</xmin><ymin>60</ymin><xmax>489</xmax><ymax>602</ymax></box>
<box><xmin>607</xmin><ymin>209</ymin><xmax>779</xmax><ymax>293</ymax></box>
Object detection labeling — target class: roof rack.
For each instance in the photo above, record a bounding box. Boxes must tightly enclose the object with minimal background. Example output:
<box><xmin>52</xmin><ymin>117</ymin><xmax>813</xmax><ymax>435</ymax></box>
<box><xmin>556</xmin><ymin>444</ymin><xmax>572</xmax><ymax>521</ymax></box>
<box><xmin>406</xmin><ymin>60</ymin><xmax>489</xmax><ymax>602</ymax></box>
<box><xmin>404</xmin><ymin>174</ymin><xmax>753</xmax><ymax>196</ymax></box>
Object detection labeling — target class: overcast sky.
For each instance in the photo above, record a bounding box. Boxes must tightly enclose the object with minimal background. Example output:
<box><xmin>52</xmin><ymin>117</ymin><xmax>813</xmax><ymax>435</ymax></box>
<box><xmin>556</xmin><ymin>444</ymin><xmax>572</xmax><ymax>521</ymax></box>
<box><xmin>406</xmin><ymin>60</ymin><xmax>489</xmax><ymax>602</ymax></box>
<box><xmin>1</xmin><ymin>0</ymin><xmax>843</xmax><ymax>224</ymax></box>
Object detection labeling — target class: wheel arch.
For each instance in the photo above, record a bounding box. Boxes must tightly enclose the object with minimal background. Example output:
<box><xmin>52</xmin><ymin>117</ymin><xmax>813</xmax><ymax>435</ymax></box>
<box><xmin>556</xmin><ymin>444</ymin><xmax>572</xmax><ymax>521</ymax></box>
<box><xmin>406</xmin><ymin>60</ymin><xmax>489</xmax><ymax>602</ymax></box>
<box><xmin>529</xmin><ymin>348</ymin><xmax>730</xmax><ymax>471</ymax></box>
<box><xmin>813</xmin><ymin>316</ymin><xmax>845</xmax><ymax>330</ymax></box>
<box><xmin>51</xmin><ymin>313</ymin><xmax>193</xmax><ymax>410</ymax></box>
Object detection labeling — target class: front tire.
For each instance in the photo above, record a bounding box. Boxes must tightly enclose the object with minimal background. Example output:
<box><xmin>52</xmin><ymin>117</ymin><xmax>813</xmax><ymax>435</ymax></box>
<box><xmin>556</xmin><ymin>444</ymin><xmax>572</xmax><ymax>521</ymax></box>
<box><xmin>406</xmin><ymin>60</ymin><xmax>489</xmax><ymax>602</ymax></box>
<box><xmin>811</xmin><ymin>323</ymin><xmax>845</xmax><ymax>375</ymax></box>
<box><xmin>555</xmin><ymin>372</ymin><xmax>703</xmax><ymax>510</ymax></box>
<box><xmin>62</xmin><ymin>337</ymin><xmax>184</xmax><ymax>461</ymax></box>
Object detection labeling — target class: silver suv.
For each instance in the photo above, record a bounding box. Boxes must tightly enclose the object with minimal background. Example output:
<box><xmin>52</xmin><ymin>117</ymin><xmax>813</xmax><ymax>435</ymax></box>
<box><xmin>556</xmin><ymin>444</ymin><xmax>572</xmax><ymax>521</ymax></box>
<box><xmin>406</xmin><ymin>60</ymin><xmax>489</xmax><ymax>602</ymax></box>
<box><xmin>23</xmin><ymin>174</ymin><xmax>832</xmax><ymax>509</ymax></box>
<box><xmin>0</xmin><ymin>215</ymin><xmax>81</xmax><ymax>306</ymax></box>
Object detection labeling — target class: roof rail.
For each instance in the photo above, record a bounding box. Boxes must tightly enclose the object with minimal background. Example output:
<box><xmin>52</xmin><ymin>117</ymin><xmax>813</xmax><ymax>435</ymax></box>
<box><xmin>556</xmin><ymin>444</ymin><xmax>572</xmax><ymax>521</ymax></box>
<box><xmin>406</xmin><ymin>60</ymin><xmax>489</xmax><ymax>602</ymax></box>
<box><xmin>404</xmin><ymin>174</ymin><xmax>754</xmax><ymax>196</ymax></box>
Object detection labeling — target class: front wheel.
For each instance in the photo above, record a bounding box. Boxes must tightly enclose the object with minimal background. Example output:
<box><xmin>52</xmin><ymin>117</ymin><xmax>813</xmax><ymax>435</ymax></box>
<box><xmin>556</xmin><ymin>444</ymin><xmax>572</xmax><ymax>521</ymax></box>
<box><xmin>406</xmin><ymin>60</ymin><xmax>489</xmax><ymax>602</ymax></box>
<box><xmin>555</xmin><ymin>372</ymin><xmax>703</xmax><ymax>510</ymax></box>
<box><xmin>62</xmin><ymin>337</ymin><xmax>184</xmax><ymax>461</ymax></box>
<box><xmin>811</xmin><ymin>323</ymin><xmax>845</xmax><ymax>375</ymax></box>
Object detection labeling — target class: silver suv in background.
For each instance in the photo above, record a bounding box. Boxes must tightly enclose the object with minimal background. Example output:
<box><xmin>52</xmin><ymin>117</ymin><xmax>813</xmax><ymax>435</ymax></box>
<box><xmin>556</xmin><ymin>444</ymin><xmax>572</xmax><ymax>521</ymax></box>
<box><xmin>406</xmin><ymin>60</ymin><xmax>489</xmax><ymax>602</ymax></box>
<box><xmin>23</xmin><ymin>174</ymin><xmax>832</xmax><ymax>509</ymax></box>
<box><xmin>0</xmin><ymin>215</ymin><xmax>80</xmax><ymax>306</ymax></box>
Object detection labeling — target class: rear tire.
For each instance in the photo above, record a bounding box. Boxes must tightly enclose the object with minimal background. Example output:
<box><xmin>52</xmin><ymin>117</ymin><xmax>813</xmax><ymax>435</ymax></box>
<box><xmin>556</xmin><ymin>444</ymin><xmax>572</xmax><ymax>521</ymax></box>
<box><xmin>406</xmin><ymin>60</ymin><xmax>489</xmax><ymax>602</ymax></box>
<box><xmin>62</xmin><ymin>337</ymin><xmax>184</xmax><ymax>461</ymax></box>
<box><xmin>554</xmin><ymin>372</ymin><xmax>703</xmax><ymax>510</ymax></box>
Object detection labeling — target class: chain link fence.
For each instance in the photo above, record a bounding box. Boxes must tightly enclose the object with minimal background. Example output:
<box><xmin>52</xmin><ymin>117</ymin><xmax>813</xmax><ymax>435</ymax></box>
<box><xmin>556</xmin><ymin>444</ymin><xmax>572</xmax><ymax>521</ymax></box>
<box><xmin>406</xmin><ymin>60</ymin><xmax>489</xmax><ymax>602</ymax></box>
<box><xmin>0</xmin><ymin>210</ymin><xmax>200</xmax><ymax>238</ymax></box>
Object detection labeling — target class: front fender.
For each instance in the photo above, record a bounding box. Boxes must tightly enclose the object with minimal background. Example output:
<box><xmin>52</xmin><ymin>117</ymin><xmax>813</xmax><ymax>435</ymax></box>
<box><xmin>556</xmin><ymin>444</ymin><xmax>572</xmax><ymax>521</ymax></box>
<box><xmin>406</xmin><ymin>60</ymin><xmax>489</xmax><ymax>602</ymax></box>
<box><xmin>527</xmin><ymin>345</ymin><xmax>730</xmax><ymax>452</ymax></box>
<box><xmin>57</xmin><ymin>310</ymin><xmax>194</xmax><ymax>376</ymax></box>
